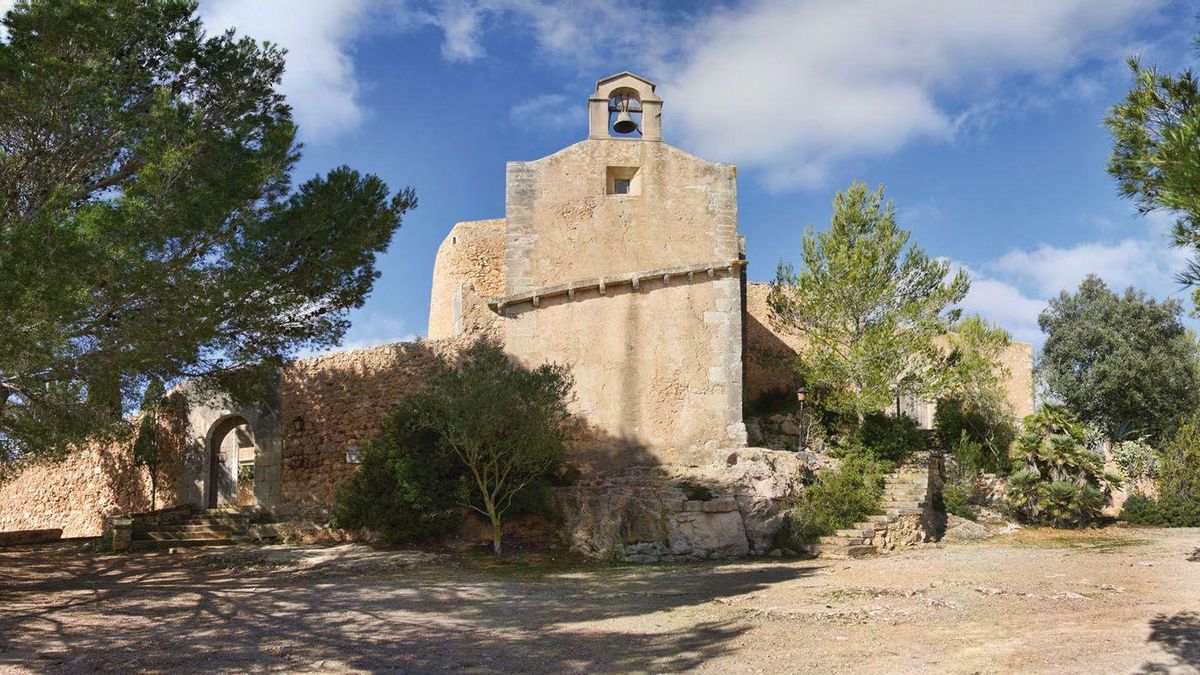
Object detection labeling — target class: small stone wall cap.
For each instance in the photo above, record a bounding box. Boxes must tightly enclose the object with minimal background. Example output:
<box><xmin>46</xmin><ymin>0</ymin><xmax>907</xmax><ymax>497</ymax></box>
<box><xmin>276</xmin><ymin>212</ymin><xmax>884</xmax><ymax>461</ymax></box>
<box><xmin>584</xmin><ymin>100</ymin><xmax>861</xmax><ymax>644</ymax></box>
<box><xmin>701</xmin><ymin>498</ymin><xmax>738</xmax><ymax>513</ymax></box>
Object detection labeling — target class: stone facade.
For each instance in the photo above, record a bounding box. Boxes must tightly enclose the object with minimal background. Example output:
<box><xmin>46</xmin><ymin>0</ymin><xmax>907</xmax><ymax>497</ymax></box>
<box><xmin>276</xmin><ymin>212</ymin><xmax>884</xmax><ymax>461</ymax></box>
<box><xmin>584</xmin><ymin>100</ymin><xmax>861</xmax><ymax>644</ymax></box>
<box><xmin>277</xmin><ymin>341</ymin><xmax>448</xmax><ymax>519</ymax></box>
<box><xmin>430</xmin><ymin>72</ymin><xmax>747</xmax><ymax>471</ymax></box>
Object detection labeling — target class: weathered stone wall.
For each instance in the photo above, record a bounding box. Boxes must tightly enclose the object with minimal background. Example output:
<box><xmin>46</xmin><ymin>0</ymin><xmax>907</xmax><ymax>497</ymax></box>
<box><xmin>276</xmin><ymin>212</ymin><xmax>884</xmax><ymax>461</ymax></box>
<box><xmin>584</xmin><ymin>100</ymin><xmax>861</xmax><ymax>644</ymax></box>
<box><xmin>277</xmin><ymin>340</ymin><xmax>449</xmax><ymax>519</ymax></box>
<box><xmin>744</xmin><ymin>282</ymin><xmax>806</xmax><ymax>408</ymax></box>
<box><xmin>0</xmin><ymin>406</ymin><xmax>184</xmax><ymax>538</ymax></box>
<box><xmin>427</xmin><ymin>218</ymin><xmax>506</xmax><ymax>340</ymax></box>
<box><xmin>499</xmin><ymin>139</ymin><xmax>746</xmax><ymax>469</ymax></box>
<box><xmin>556</xmin><ymin>448</ymin><xmax>808</xmax><ymax>560</ymax></box>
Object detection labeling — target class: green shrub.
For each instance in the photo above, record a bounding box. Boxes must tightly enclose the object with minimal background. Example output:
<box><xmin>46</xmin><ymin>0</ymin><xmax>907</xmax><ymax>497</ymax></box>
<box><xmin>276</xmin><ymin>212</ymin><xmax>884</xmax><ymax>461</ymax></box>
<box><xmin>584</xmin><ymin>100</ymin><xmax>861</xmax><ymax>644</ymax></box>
<box><xmin>1120</xmin><ymin>493</ymin><xmax>1200</xmax><ymax>527</ymax></box>
<box><xmin>935</xmin><ymin>397</ymin><xmax>1016</xmax><ymax>475</ymax></box>
<box><xmin>1112</xmin><ymin>438</ymin><xmax>1160</xmax><ymax>483</ymax></box>
<box><xmin>776</xmin><ymin>456</ymin><xmax>884</xmax><ymax>546</ymax></box>
<box><xmin>1120</xmin><ymin>493</ymin><xmax>1163</xmax><ymax>525</ymax></box>
<box><xmin>1159</xmin><ymin>419</ymin><xmax>1200</xmax><ymax>503</ymax></box>
<box><xmin>854</xmin><ymin>412</ymin><xmax>923</xmax><ymax>467</ymax></box>
<box><xmin>332</xmin><ymin>340</ymin><xmax>570</xmax><ymax>550</ymax></box>
<box><xmin>331</xmin><ymin>398</ymin><xmax>464</xmax><ymax>544</ymax></box>
<box><xmin>947</xmin><ymin>430</ymin><xmax>989</xmax><ymax>477</ymax></box>
<box><xmin>1004</xmin><ymin>406</ymin><xmax>1119</xmax><ymax>528</ymax></box>
<box><xmin>941</xmin><ymin>478</ymin><xmax>976</xmax><ymax>521</ymax></box>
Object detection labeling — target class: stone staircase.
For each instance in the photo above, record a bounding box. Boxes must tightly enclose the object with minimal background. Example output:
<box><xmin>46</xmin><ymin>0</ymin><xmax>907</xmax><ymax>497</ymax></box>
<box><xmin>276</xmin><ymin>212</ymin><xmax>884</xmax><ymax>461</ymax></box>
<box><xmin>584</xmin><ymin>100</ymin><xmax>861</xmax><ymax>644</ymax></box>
<box><xmin>800</xmin><ymin>452</ymin><xmax>933</xmax><ymax>559</ymax></box>
<box><xmin>128</xmin><ymin>507</ymin><xmax>272</xmax><ymax>552</ymax></box>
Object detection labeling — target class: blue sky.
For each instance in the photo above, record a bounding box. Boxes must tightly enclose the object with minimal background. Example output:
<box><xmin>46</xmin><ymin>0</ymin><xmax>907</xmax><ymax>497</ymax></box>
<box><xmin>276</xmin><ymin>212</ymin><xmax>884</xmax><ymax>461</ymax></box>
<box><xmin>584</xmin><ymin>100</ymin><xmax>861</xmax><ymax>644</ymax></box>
<box><xmin>188</xmin><ymin>2</ymin><xmax>1198</xmax><ymax>346</ymax></box>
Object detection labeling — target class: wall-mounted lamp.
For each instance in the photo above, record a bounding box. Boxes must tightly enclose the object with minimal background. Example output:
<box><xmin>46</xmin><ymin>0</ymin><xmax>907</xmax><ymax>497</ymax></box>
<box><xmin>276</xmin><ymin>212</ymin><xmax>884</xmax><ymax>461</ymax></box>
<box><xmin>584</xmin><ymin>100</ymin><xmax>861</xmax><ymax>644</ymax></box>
<box><xmin>796</xmin><ymin>387</ymin><xmax>808</xmax><ymax>453</ymax></box>
<box><xmin>291</xmin><ymin>416</ymin><xmax>305</xmax><ymax>433</ymax></box>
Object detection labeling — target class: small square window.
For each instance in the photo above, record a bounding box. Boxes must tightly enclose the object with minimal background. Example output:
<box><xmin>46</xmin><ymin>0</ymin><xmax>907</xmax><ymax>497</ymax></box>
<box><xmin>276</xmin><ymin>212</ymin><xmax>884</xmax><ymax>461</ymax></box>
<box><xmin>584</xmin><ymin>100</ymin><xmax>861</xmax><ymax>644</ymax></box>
<box><xmin>606</xmin><ymin>166</ymin><xmax>641</xmax><ymax>195</ymax></box>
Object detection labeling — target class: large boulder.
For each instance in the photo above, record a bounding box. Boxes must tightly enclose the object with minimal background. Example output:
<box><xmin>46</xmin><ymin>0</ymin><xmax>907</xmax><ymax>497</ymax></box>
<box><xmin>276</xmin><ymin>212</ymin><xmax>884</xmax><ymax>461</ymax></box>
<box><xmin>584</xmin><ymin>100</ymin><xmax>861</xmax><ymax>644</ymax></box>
<box><xmin>554</xmin><ymin>447</ymin><xmax>813</xmax><ymax>560</ymax></box>
<box><xmin>942</xmin><ymin>514</ymin><xmax>993</xmax><ymax>542</ymax></box>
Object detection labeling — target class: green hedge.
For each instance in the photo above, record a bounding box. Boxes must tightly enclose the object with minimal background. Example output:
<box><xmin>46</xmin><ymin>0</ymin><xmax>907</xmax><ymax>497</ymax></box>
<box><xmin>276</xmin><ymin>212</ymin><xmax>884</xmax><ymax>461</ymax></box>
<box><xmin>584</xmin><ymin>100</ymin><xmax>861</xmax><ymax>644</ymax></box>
<box><xmin>1120</xmin><ymin>493</ymin><xmax>1200</xmax><ymax>527</ymax></box>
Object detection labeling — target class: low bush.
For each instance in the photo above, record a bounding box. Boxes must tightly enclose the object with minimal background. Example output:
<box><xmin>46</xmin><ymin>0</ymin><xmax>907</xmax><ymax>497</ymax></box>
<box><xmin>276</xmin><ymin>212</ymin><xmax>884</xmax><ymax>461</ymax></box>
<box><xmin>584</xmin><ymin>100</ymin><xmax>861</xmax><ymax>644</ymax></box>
<box><xmin>934</xmin><ymin>397</ymin><xmax>1016</xmax><ymax>475</ymax></box>
<box><xmin>332</xmin><ymin>339</ymin><xmax>569</xmax><ymax>551</ymax></box>
<box><xmin>941</xmin><ymin>478</ymin><xmax>976</xmax><ymax>521</ymax></box>
<box><xmin>331</xmin><ymin>398</ymin><xmax>464</xmax><ymax>544</ymax></box>
<box><xmin>853</xmin><ymin>412</ymin><xmax>923</xmax><ymax>467</ymax></box>
<box><xmin>1119</xmin><ymin>418</ymin><xmax>1200</xmax><ymax>528</ymax></box>
<box><xmin>1120</xmin><ymin>493</ymin><xmax>1200</xmax><ymax>527</ymax></box>
<box><xmin>776</xmin><ymin>456</ymin><xmax>885</xmax><ymax>547</ymax></box>
<box><xmin>1159</xmin><ymin>419</ymin><xmax>1200</xmax><ymax>503</ymax></box>
<box><xmin>1112</xmin><ymin>438</ymin><xmax>1160</xmax><ymax>484</ymax></box>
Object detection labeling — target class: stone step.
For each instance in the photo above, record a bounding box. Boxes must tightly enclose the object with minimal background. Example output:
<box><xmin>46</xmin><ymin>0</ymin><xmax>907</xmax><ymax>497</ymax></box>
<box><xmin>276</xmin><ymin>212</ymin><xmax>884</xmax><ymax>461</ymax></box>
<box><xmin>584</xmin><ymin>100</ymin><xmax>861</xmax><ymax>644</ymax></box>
<box><xmin>133</xmin><ymin>530</ymin><xmax>243</xmax><ymax>541</ymax></box>
<box><xmin>175</xmin><ymin>517</ymin><xmax>250</xmax><ymax>528</ymax></box>
<box><xmin>128</xmin><ymin>537</ymin><xmax>247</xmax><ymax>552</ymax></box>
<box><xmin>852</xmin><ymin>522</ymin><xmax>885</xmax><ymax>531</ymax></box>
<box><xmin>881</xmin><ymin>500</ymin><xmax>925</xmax><ymax>507</ymax></box>
<box><xmin>799</xmin><ymin>543</ymin><xmax>876</xmax><ymax>559</ymax></box>
<box><xmin>864</xmin><ymin>514</ymin><xmax>894</xmax><ymax>524</ymax></box>
<box><xmin>836</xmin><ymin>528</ymin><xmax>877</xmax><ymax>538</ymax></box>
<box><xmin>134</xmin><ymin>522</ymin><xmax>246</xmax><ymax>532</ymax></box>
<box><xmin>885</xmin><ymin>506</ymin><xmax>925</xmax><ymax>517</ymax></box>
<box><xmin>818</xmin><ymin>536</ymin><xmax>868</xmax><ymax>546</ymax></box>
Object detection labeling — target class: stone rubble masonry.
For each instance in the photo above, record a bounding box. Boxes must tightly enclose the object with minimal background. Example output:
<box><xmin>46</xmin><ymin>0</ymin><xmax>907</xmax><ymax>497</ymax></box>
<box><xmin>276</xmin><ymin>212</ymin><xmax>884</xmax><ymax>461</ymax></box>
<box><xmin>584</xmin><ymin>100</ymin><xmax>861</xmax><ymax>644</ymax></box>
<box><xmin>276</xmin><ymin>340</ymin><xmax>453</xmax><ymax>520</ymax></box>
<box><xmin>556</xmin><ymin>447</ymin><xmax>807</xmax><ymax>561</ymax></box>
<box><xmin>0</xmin><ymin>402</ymin><xmax>185</xmax><ymax>538</ymax></box>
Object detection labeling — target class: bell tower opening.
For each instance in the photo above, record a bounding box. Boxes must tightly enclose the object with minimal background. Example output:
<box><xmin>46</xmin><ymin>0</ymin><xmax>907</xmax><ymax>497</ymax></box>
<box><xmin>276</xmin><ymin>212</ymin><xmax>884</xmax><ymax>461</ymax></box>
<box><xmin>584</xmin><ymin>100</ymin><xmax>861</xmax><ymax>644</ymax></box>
<box><xmin>588</xmin><ymin>72</ymin><xmax>663</xmax><ymax>141</ymax></box>
<box><xmin>608</xmin><ymin>89</ymin><xmax>643</xmax><ymax>137</ymax></box>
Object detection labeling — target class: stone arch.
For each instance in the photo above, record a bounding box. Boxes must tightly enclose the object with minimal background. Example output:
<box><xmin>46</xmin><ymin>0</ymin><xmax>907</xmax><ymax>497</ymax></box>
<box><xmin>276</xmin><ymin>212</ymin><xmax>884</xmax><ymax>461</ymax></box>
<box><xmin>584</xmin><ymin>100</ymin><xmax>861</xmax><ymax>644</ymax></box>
<box><xmin>177</xmin><ymin>381</ymin><xmax>282</xmax><ymax>511</ymax></box>
<box><xmin>607</xmin><ymin>86</ymin><xmax>644</xmax><ymax>137</ymax></box>
<box><xmin>204</xmin><ymin>414</ymin><xmax>255</xmax><ymax>508</ymax></box>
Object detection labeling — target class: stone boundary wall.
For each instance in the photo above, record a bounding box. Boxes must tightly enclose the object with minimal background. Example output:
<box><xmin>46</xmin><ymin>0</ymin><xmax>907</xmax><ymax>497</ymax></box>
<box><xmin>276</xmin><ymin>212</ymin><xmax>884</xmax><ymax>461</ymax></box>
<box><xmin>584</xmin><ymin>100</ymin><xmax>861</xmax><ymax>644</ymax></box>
<box><xmin>0</xmin><ymin>407</ymin><xmax>184</xmax><ymax>538</ymax></box>
<box><xmin>277</xmin><ymin>340</ymin><xmax>452</xmax><ymax>519</ymax></box>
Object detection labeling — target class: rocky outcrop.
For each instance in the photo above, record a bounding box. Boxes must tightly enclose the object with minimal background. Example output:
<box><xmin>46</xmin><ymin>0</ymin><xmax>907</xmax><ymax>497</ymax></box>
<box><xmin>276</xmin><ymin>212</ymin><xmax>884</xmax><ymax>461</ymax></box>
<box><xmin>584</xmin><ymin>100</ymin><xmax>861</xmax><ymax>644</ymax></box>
<box><xmin>555</xmin><ymin>448</ymin><xmax>809</xmax><ymax>562</ymax></box>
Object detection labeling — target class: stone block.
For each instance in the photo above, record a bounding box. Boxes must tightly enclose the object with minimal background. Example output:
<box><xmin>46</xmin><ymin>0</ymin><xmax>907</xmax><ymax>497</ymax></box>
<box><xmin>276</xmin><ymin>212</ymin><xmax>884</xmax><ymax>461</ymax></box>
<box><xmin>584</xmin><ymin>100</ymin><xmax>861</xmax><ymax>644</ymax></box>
<box><xmin>700</xmin><ymin>498</ymin><xmax>737</xmax><ymax>513</ymax></box>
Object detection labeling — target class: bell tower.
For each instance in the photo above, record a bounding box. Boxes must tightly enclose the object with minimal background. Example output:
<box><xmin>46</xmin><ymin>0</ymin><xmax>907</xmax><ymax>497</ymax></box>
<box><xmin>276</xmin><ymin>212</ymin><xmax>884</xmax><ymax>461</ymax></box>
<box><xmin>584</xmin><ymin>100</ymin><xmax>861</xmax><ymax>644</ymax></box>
<box><xmin>588</xmin><ymin>71</ymin><xmax>663</xmax><ymax>141</ymax></box>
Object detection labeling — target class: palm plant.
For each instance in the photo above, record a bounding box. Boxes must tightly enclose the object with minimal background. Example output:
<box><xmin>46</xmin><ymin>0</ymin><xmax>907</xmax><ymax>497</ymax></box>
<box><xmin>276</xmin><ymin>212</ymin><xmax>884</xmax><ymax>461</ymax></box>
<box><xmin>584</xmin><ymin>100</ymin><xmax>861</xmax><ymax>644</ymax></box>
<box><xmin>1006</xmin><ymin>406</ymin><xmax>1121</xmax><ymax>527</ymax></box>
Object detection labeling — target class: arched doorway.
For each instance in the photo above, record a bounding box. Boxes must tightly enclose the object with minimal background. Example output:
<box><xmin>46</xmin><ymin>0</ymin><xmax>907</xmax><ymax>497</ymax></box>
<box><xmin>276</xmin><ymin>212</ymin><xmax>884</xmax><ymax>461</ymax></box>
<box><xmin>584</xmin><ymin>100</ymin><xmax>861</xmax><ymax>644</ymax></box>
<box><xmin>206</xmin><ymin>415</ymin><xmax>257</xmax><ymax>508</ymax></box>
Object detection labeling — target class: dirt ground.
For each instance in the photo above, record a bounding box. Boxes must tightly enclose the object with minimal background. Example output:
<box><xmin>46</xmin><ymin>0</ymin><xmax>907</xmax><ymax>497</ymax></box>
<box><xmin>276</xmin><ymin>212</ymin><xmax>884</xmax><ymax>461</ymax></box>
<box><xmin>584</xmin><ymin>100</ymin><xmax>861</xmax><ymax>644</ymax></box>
<box><xmin>0</xmin><ymin>527</ymin><xmax>1197</xmax><ymax>674</ymax></box>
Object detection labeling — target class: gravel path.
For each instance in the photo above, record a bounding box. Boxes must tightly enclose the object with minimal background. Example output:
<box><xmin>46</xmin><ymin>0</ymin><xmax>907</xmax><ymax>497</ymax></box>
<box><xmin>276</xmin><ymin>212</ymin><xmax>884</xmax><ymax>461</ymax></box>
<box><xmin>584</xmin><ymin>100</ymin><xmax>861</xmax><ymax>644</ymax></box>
<box><xmin>1</xmin><ymin>527</ymin><xmax>1197</xmax><ymax>673</ymax></box>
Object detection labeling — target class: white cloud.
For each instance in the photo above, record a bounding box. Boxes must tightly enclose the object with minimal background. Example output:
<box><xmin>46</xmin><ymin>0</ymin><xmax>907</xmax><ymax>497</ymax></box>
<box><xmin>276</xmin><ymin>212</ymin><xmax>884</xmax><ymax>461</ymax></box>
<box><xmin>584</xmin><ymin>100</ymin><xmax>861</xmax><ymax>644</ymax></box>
<box><xmin>187</xmin><ymin>0</ymin><xmax>1169</xmax><ymax>170</ymax></box>
<box><xmin>957</xmin><ymin>216</ymin><xmax>1194</xmax><ymax>346</ymax></box>
<box><xmin>0</xmin><ymin>0</ymin><xmax>15</xmax><ymax>42</ymax></box>
<box><xmin>994</xmin><ymin>237</ymin><xmax>1189</xmax><ymax>300</ymax></box>
<box><xmin>509</xmin><ymin>93</ymin><xmax>580</xmax><ymax>129</ymax></box>
<box><xmin>663</xmin><ymin>0</ymin><xmax>1163</xmax><ymax>188</ymax></box>
<box><xmin>959</xmin><ymin>275</ymin><xmax>1049</xmax><ymax>345</ymax></box>
<box><xmin>200</xmin><ymin>0</ymin><xmax>375</xmax><ymax>141</ymax></box>
<box><xmin>410</xmin><ymin>0</ymin><xmax>671</xmax><ymax>68</ymax></box>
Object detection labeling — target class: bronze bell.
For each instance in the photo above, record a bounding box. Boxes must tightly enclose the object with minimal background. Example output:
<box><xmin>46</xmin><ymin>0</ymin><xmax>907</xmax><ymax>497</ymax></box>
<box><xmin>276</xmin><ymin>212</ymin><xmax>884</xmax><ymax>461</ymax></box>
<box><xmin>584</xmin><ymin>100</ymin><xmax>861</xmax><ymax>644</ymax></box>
<box><xmin>613</xmin><ymin>110</ymin><xmax>638</xmax><ymax>134</ymax></box>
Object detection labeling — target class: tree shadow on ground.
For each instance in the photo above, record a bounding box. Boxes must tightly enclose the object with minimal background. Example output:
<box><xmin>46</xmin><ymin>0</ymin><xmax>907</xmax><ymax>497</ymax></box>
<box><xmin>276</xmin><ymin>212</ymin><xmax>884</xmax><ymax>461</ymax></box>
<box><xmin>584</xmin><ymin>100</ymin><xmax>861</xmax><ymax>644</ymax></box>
<box><xmin>1187</xmin><ymin>548</ymin><xmax>1199</xmax><ymax>563</ymax></box>
<box><xmin>0</xmin><ymin>544</ymin><xmax>817</xmax><ymax>672</ymax></box>
<box><xmin>1140</xmin><ymin>611</ymin><xmax>1200</xmax><ymax>674</ymax></box>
